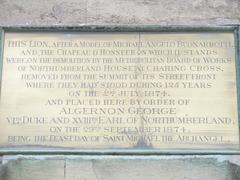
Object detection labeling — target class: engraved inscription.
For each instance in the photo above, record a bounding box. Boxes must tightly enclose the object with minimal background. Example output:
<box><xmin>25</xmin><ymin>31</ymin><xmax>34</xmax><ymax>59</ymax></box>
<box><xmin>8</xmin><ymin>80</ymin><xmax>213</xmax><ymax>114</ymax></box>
<box><xmin>0</xmin><ymin>32</ymin><xmax>239</xmax><ymax>150</ymax></box>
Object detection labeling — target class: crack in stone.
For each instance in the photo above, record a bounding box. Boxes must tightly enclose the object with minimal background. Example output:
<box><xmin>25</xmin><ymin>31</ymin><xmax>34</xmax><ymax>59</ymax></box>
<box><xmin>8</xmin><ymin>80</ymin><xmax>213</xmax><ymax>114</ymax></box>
<box><xmin>85</xmin><ymin>0</ymin><xmax>88</xmax><ymax>25</ymax></box>
<box><xmin>64</xmin><ymin>159</ymin><xmax>66</xmax><ymax>180</ymax></box>
<box><xmin>91</xmin><ymin>160</ymin><xmax>100</xmax><ymax>180</ymax></box>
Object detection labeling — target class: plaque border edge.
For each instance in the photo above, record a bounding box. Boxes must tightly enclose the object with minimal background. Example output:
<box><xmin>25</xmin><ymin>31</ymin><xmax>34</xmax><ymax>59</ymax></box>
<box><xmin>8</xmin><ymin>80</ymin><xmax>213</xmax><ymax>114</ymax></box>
<box><xmin>0</xmin><ymin>25</ymin><xmax>239</xmax><ymax>155</ymax></box>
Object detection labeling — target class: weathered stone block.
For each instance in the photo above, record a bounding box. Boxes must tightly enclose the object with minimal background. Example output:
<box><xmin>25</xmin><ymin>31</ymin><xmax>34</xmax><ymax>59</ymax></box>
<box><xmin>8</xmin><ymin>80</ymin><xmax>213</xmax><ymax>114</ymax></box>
<box><xmin>0</xmin><ymin>155</ymin><xmax>239</xmax><ymax>180</ymax></box>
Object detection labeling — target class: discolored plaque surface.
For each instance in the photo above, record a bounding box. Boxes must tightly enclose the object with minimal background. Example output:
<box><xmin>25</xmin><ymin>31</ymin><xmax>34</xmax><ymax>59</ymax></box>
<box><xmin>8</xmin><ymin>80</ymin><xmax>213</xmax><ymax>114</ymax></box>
<box><xmin>0</xmin><ymin>31</ymin><xmax>239</xmax><ymax>151</ymax></box>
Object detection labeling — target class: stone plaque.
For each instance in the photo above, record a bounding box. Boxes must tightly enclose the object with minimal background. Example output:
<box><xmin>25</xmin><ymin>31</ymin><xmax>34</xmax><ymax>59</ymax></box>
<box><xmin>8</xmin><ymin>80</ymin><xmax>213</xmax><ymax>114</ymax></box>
<box><xmin>0</xmin><ymin>30</ymin><xmax>239</xmax><ymax>151</ymax></box>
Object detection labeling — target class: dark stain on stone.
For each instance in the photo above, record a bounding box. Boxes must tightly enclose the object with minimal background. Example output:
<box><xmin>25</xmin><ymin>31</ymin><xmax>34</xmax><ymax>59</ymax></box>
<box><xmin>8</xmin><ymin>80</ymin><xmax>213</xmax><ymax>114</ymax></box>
<box><xmin>133</xmin><ymin>135</ymin><xmax>153</xmax><ymax>149</ymax></box>
<box><xmin>0</xmin><ymin>159</ymin><xmax>11</xmax><ymax>180</ymax></box>
<box><xmin>228</xmin><ymin>162</ymin><xmax>240</xmax><ymax>180</ymax></box>
<box><xmin>12</xmin><ymin>4</ymin><xmax>25</xmax><ymax>14</ymax></box>
<box><xmin>134</xmin><ymin>113</ymin><xmax>153</xmax><ymax>149</ymax></box>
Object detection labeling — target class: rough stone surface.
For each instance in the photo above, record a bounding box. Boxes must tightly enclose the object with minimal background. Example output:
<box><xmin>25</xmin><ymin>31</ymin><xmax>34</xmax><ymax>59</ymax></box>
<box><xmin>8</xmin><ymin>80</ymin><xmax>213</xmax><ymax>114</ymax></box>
<box><xmin>0</xmin><ymin>0</ymin><xmax>240</xmax><ymax>26</ymax></box>
<box><xmin>0</xmin><ymin>156</ymin><xmax>65</xmax><ymax>180</ymax></box>
<box><xmin>0</xmin><ymin>155</ymin><xmax>239</xmax><ymax>180</ymax></box>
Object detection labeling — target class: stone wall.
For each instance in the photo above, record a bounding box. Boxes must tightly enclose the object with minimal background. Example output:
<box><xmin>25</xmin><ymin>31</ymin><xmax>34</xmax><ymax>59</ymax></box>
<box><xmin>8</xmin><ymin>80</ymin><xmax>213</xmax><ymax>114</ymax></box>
<box><xmin>0</xmin><ymin>0</ymin><xmax>240</xmax><ymax>26</ymax></box>
<box><xmin>0</xmin><ymin>0</ymin><xmax>240</xmax><ymax>179</ymax></box>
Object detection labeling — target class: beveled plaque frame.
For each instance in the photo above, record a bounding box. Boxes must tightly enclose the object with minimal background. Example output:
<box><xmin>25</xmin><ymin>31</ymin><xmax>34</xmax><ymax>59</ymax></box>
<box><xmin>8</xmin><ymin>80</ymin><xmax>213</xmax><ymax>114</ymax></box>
<box><xmin>0</xmin><ymin>25</ymin><xmax>240</xmax><ymax>155</ymax></box>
